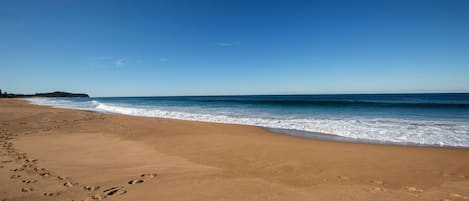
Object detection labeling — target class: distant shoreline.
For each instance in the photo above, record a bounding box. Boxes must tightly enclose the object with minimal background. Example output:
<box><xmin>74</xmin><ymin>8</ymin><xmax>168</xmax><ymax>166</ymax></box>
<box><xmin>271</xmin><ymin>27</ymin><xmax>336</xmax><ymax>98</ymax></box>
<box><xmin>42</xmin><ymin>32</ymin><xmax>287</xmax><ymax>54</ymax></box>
<box><xmin>0</xmin><ymin>91</ymin><xmax>89</xmax><ymax>98</ymax></box>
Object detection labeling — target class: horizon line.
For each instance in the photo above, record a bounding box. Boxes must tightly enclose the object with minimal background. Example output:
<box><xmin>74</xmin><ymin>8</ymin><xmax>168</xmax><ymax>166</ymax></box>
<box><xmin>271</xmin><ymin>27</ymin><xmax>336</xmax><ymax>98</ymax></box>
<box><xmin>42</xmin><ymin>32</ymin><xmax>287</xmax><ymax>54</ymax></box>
<box><xmin>91</xmin><ymin>90</ymin><xmax>469</xmax><ymax>98</ymax></box>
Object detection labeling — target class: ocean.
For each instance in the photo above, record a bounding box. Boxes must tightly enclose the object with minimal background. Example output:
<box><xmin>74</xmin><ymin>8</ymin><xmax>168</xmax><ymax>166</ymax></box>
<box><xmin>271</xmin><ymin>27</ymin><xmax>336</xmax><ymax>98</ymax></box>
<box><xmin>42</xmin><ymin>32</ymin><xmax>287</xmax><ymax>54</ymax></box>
<box><xmin>27</xmin><ymin>93</ymin><xmax>469</xmax><ymax>147</ymax></box>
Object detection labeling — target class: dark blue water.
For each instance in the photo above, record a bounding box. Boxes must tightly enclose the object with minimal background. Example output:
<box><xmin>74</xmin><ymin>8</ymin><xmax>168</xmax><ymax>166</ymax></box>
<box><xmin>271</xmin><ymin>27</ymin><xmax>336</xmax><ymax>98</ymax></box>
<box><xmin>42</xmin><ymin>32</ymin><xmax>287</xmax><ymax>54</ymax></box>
<box><xmin>29</xmin><ymin>93</ymin><xmax>469</xmax><ymax>147</ymax></box>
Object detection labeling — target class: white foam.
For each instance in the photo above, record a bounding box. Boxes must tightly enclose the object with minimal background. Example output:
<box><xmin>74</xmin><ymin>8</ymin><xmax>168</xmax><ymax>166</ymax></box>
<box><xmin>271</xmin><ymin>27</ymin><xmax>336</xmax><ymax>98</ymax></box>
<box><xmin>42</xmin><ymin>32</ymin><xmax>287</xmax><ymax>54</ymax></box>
<box><xmin>27</xmin><ymin>98</ymin><xmax>469</xmax><ymax>147</ymax></box>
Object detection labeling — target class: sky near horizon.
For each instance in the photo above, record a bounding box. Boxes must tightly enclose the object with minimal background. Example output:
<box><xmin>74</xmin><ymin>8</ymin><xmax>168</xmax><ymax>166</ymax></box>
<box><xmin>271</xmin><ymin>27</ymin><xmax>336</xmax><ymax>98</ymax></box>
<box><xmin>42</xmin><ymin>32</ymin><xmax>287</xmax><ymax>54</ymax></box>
<box><xmin>1</xmin><ymin>0</ymin><xmax>469</xmax><ymax>97</ymax></box>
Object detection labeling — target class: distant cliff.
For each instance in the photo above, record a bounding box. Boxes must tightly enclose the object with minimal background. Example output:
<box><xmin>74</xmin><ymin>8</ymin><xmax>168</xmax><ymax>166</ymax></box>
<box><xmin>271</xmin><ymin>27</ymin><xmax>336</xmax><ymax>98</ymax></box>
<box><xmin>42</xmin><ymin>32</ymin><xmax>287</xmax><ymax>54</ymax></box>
<box><xmin>0</xmin><ymin>91</ymin><xmax>89</xmax><ymax>98</ymax></box>
<box><xmin>34</xmin><ymin>91</ymin><xmax>89</xmax><ymax>98</ymax></box>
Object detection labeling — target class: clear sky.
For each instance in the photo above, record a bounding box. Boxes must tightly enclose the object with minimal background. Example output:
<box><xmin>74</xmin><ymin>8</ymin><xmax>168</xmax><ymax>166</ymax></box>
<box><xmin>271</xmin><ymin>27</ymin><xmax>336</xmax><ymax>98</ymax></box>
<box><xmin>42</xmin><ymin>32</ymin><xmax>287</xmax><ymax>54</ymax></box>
<box><xmin>1</xmin><ymin>0</ymin><xmax>469</xmax><ymax>97</ymax></box>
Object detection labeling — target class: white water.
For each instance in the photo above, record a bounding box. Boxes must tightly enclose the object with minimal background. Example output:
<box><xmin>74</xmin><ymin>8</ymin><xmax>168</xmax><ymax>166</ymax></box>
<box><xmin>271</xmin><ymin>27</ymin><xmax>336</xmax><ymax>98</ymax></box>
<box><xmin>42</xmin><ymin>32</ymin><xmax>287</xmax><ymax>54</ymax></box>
<box><xmin>27</xmin><ymin>98</ymin><xmax>469</xmax><ymax>147</ymax></box>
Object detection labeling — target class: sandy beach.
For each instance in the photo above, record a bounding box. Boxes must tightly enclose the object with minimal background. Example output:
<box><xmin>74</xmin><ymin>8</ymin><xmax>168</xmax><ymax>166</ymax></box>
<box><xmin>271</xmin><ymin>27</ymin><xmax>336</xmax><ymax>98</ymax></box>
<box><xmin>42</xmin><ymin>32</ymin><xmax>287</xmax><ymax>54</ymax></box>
<box><xmin>0</xmin><ymin>99</ymin><xmax>469</xmax><ymax>201</ymax></box>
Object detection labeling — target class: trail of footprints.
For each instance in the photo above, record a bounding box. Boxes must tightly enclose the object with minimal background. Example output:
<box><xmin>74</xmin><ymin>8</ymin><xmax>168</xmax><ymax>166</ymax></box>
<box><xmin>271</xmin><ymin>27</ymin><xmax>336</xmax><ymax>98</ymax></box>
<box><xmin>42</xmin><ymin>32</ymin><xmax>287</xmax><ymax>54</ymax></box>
<box><xmin>2</xmin><ymin>125</ymin><xmax>158</xmax><ymax>200</ymax></box>
<box><xmin>90</xmin><ymin>173</ymin><xmax>158</xmax><ymax>200</ymax></box>
<box><xmin>1</xmin><ymin>126</ymin><xmax>63</xmax><ymax>198</ymax></box>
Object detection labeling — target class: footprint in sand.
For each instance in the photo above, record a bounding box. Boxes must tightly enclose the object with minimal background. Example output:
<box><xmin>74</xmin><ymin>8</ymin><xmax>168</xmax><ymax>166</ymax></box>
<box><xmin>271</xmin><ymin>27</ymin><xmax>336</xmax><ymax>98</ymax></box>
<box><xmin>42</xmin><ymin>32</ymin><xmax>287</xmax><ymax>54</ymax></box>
<box><xmin>10</xmin><ymin>167</ymin><xmax>24</xmax><ymax>172</ymax></box>
<box><xmin>22</xmin><ymin>179</ymin><xmax>37</xmax><ymax>184</ymax></box>
<box><xmin>141</xmin><ymin>173</ymin><xmax>157</xmax><ymax>178</ymax></box>
<box><xmin>57</xmin><ymin>176</ymin><xmax>69</xmax><ymax>180</ymax></box>
<box><xmin>25</xmin><ymin>158</ymin><xmax>37</xmax><ymax>163</ymax></box>
<box><xmin>103</xmin><ymin>186</ymin><xmax>127</xmax><ymax>196</ymax></box>
<box><xmin>91</xmin><ymin>194</ymin><xmax>104</xmax><ymax>200</ymax></box>
<box><xmin>128</xmin><ymin>179</ymin><xmax>144</xmax><ymax>184</ymax></box>
<box><xmin>39</xmin><ymin>172</ymin><xmax>50</xmax><ymax>177</ymax></box>
<box><xmin>21</xmin><ymin>187</ymin><xmax>33</xmax><ymax>192</ymax></box>
<box><xmin>128</xmin><ymin>173</ymin><xmax>158</xmax><ymax>184</ymax></box>
<box><xmin>84</xmin><ymin>185</ymin><xmax>100</xmax><ymax>191</ymax></box>
<box><xmin>406</xmin><ymin>186</ymin><xmax>424</xmax><ymax>193</ymax></box>
<box><xmin>63</xmin><ymin>181</ymin><xmax>73</xmax><ymax>187</ymax></box>
<box><xmin>42</xmin><ymin>192</ymin><xmax>55</xmax><ymax>197</ymax></box>
<box><xmin>10</xmin><ymin>175</ymin><xmax>21</xmax><ymax>179</ymax></box>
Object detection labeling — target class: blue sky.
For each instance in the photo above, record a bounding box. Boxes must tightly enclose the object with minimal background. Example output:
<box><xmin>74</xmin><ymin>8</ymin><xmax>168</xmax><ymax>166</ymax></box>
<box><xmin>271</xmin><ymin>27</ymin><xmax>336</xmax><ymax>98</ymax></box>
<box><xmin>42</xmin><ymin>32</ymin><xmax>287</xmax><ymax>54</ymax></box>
<box><xmin>1</xmin><ymin>0</ymin><xmax>469</xmax><ymax>97</ymax></box>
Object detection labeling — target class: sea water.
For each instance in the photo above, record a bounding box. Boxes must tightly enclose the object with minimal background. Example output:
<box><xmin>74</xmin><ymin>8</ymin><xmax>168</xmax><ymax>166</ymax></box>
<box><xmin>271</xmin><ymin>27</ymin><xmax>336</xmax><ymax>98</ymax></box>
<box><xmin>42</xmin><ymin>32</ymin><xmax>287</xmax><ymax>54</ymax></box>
<box><xmin>27</xmin><ymin>93</ymin><xmax>469</xmax><ymax>147</ymax></box>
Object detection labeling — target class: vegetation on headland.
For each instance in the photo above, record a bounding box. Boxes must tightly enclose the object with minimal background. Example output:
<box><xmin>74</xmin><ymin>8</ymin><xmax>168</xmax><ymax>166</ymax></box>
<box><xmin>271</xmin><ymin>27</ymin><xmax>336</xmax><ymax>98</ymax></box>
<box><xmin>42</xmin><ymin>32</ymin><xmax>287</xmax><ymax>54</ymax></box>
<box><xmin>0</xmin><ymin>89</ymin><xmax>89</xmax><ymax>98</ymax></box>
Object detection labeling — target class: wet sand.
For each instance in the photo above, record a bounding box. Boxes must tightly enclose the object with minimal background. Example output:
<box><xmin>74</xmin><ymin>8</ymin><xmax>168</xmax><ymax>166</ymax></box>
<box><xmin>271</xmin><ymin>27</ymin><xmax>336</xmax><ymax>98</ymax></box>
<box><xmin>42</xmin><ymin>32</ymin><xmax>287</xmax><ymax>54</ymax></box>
<box><xmin>1</xmin><ymin>99</ymin><xmax>469</xmax><ymax>201</ymax></box>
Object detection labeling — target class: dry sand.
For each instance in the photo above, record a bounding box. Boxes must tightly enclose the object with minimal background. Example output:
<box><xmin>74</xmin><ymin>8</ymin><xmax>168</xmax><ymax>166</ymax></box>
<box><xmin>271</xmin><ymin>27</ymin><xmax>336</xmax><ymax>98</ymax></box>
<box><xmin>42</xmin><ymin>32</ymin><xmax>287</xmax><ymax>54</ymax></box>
<box><xmin>1</xmin><ymin>99</ymin><xmax>469</xmax><ymax>201</ymax></box>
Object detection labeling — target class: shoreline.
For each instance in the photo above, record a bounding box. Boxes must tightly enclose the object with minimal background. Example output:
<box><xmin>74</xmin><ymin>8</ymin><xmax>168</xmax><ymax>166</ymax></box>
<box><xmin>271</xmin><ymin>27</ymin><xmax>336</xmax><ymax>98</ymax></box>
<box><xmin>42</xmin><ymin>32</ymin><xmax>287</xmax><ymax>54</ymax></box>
<box><xmin>1</xmin><ymin>99</ymin><xmax>469</xmax><ymax>201</ymax></box>
<box><xmin>268</xmin><ymin>128</ymin><xmax>469</xmax><ymax>149</ymax></box>
<box><xmin>25</xmin><ymin>98</ymin><xmax>468</xmax><ymax>149</ymax></box>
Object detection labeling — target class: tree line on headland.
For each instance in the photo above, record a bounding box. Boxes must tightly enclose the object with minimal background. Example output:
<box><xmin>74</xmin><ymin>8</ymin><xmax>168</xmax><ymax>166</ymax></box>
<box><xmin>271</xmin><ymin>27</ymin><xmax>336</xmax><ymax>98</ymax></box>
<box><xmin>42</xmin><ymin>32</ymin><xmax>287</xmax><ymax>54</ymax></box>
<box><xmin>0</xmin><ymin>89</ymin><xmax>89</xmax><ymax>98</ymax></box>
